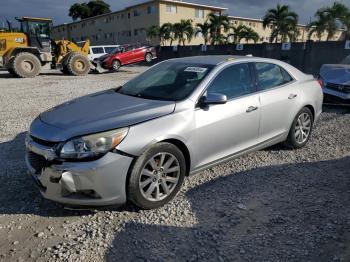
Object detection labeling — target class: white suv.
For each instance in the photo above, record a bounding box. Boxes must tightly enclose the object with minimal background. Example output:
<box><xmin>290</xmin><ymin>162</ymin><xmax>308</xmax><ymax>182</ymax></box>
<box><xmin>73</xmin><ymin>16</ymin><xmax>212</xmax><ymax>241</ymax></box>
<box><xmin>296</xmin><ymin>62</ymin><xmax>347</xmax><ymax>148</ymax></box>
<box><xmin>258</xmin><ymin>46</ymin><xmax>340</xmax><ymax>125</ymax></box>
<box><xmin>88</xmin><ymin>45</ymin><xmax>120</xmax><ymax>60</ymax></box>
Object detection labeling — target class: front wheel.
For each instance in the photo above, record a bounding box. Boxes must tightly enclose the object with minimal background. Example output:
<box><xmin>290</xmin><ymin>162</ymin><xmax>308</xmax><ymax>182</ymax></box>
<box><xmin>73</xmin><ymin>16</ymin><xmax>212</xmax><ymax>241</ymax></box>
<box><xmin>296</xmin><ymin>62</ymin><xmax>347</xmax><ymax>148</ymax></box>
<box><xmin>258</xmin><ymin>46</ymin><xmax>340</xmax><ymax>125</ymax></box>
<box><xmin>285</xmin><ymin>107</ymin><xmax>313</xmax><ymax>148</ymax></box>
<box><xmin>112</xmin><ymin>60</ymin><xmax>121</xmax><ymax>71</ymax></box>
<box><xmin>145</xmin><ymin>53</ymin><xmax>153</xmax><ymax>63</ymax></box>
<box><xmin>128</xmin><ymin>143</ymin><xmax>186</xmax><ymax>209</ymax></box>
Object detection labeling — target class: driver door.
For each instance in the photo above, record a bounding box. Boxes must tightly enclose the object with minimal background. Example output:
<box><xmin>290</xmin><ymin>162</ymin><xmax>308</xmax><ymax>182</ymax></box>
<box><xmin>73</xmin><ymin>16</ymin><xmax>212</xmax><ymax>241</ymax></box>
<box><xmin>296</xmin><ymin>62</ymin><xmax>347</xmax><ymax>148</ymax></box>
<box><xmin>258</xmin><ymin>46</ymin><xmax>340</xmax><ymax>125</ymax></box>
<box><xmin>191</xmin><ymin>63</ymin><xmax>261</xmax><ymax>169</ymax></box>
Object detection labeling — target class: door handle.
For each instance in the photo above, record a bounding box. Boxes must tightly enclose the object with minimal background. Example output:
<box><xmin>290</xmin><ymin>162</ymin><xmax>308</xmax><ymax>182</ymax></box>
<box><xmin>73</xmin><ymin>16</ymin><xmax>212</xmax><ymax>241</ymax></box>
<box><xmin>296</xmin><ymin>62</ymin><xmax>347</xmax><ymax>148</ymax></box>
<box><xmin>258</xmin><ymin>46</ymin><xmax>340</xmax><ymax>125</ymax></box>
<box><xmin>246</xmin><ymin>106</ymin><xmax>258</xmax><ymax>113</ymax></box>
<box><xmin>288</xmin><ymin>94</ymin><xmax>297</xmax><ymax>99</ymax></box>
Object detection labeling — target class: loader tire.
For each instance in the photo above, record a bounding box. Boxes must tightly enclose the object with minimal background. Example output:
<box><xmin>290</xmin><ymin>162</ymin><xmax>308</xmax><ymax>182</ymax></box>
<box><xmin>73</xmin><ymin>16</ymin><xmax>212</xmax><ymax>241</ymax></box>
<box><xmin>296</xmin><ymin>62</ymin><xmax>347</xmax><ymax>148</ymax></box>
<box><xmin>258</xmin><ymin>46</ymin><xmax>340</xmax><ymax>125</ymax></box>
<box><xmin>60</xmin><ymin>66</ymin><xmax>70</xmax><ymax>75</ymax></box>
<box><xmin>66</xmin><ymin>52</ymin><xmax>90</xmax><ymax>76</ymax></box>
<box><xmin>11</xmin><ymin>52</ymin><xmax>41</xmax><ymax>78</ymax></box>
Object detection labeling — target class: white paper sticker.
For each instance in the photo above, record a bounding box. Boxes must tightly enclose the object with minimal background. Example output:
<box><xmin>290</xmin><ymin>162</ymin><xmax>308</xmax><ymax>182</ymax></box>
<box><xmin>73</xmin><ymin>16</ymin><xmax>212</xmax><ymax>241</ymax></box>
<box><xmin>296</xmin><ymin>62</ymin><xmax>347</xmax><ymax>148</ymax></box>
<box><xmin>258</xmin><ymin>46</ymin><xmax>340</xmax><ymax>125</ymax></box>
<box><xmin>184</xmin><ymin>67</ymin><xmax>208</xmax><ymax>73</ymax></box>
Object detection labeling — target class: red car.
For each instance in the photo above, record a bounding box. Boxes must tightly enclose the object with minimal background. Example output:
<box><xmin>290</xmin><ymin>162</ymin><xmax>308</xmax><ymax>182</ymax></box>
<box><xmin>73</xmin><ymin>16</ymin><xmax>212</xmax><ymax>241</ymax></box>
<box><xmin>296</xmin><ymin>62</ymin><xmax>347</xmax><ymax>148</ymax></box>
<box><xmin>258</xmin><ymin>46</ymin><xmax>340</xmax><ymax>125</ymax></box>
<box><xmin>96</xmin><ymin>44</ymin><xmax>157</xmax><ymax>71</ymax></box>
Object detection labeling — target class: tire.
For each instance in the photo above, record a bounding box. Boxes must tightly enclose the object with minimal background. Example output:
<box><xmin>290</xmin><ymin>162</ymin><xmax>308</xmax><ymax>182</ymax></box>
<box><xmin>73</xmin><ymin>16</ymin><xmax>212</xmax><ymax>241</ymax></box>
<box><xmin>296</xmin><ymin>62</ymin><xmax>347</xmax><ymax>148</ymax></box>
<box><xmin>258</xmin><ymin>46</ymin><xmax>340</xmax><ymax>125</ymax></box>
<box><xmin>11</xmin><ymin>52</ymin><xmax>41</xmax><ymax>78</ymax></box>
<box><xmin>7</xmin><ymin>67</ymin><xmax>18</xmax><ymax>77</ymax></box>
<box><xmin>66</xmin><ymin>52</ymin><xmax>90</xmax><ymax>76</ymax></box>
<box><xmin>60</xmin><ymin>66</ymin><xmax>70</xmax><ymax>75</ymax></box>
<box><xmin>145</xmin><ymin>53</ymin><xmax>153</xmax><ymax>63</ymax></box>
<box><xmin>285</xmin><ymin>107</ymin><xmax>313</xmax><ymax>149</ymax></box>
<box><xmin>128</xmin><ymin>142</ymin><xmax>186</xmax><ymax>209</ymax></box>
<box><xmin>112</xmin><ymin>60</ymin><xmax>121</xmax><ymax>71</ymax></box>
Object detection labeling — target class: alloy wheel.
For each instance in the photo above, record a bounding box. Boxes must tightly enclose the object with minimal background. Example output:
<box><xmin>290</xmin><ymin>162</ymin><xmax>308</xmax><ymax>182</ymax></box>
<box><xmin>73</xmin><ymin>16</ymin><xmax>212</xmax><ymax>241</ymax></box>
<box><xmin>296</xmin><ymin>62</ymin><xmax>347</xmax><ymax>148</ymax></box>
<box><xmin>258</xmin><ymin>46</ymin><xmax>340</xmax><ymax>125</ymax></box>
<box><xmin>294</xmin><ymin>113</ymin><xmax>311</xmax><ymax>144</ymax></box>
<box><xmin>139</xmin><ymin>152</ymin><xmax>180</xmax><ymax>202</ymax></box>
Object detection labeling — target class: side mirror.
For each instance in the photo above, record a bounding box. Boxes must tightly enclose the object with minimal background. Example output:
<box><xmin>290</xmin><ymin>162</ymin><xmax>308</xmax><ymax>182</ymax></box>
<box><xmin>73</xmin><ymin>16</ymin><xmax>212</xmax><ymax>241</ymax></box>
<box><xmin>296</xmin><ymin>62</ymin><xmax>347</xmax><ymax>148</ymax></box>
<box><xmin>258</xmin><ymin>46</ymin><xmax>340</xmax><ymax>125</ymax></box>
<box><xmin>200</xmin><ymin>93</ymin><xmax>227</xmax><ymax>107</ymax></box>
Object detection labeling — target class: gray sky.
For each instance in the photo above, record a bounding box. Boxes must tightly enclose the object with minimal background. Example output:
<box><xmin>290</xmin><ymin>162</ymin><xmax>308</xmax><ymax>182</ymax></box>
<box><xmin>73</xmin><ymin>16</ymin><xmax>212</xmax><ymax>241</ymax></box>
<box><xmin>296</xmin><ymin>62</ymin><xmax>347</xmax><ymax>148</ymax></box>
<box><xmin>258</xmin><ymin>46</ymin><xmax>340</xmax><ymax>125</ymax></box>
<box><xmin>1</xmin><ymin>0</ymin><xmax>350</xmax><ymax>26</ymax></box>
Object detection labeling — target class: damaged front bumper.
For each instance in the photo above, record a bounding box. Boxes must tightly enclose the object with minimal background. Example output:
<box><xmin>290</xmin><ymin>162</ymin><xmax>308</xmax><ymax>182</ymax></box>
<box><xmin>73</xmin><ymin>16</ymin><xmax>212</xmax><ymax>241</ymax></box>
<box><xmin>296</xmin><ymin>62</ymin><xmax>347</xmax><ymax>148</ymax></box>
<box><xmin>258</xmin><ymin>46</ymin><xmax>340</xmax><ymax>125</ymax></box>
<box><xmin>25</xmin><ymin>135</ymin><xmax>133</xmax><ymax>206</ymax></box>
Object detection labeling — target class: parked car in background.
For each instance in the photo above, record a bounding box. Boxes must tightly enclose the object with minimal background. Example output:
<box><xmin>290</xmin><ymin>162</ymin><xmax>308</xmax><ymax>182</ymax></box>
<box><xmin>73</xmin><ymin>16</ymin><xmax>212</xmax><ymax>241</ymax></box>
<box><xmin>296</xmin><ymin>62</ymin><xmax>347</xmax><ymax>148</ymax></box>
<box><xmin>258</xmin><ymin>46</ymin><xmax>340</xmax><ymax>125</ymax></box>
<box><xmin>88</xmin><ymin>45</ymin><xmax>120</xmax><ymax>60</ymax></box>
<box><xmin>95</xmin><ymin>44</ymin><xmax>157</xmax><ymax>71</ymax></box>
<box><xmin>25</xmin><ymin>56</ymin><xmax>323</xmax><ymax>209</ymax></box>
<box><xmin>319</xmin><ymin>57</ymin><xmax>350</xmax><ymax>103</ymax></box>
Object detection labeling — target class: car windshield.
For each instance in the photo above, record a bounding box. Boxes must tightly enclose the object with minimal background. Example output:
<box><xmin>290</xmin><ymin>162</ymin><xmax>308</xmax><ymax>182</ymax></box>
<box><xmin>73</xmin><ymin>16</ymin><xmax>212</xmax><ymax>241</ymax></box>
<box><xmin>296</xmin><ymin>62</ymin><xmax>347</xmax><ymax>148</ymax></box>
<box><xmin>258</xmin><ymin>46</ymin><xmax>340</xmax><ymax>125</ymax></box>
<box><xmin>118</xmin><ymin>62</ymin><xmax>214</xmax><ymax>101</ymax></box>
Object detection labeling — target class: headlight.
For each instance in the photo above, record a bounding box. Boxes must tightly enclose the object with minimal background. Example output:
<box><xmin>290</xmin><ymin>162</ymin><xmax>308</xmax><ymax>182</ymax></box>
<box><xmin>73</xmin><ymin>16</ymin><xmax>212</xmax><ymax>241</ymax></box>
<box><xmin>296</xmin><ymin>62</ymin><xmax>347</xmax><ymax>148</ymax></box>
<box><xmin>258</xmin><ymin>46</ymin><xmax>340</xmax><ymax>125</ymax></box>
<box><xmin>59</xmin><ymin>127</ymin><xmax>128</xmax><ymax>159</ymax></box>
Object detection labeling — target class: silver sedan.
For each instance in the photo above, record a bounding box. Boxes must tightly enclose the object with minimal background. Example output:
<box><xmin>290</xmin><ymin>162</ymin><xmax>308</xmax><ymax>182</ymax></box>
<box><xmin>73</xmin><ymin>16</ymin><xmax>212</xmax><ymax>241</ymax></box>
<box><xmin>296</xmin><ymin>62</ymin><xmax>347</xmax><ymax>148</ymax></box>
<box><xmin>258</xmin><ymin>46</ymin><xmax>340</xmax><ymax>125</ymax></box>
<box><xmin>26</xmin><ymin>56</ymin><xmax>323</xmax><ymax>209</ymax></box>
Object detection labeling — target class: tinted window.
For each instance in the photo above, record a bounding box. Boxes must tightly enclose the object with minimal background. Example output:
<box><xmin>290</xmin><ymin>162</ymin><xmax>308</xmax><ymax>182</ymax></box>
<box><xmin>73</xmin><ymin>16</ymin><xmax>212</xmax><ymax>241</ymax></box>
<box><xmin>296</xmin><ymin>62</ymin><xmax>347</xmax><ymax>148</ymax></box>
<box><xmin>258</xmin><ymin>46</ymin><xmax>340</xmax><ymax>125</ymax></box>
<box><xmin>255</xmin><ymin>63</ymin><xmax>293</xmax><ymax>90</ymax></box>
<box><xmin>118</xmin><ymin>62</ymin><xmax>214</xmax><ymax>101</ymax></box>
<box><xmin>207</xmin><ymin>63</ymin><xmax>252</xmax><ymax>99</ymax></box>
<box><xmin>91</xmin><ymin>47</ymin><xmax>104</xmax><ymax>54</ymax></box>
<box><xmin>104</xmin><ymin>47</ymin><xmax>117</xmax><ymax>53</ymax></box>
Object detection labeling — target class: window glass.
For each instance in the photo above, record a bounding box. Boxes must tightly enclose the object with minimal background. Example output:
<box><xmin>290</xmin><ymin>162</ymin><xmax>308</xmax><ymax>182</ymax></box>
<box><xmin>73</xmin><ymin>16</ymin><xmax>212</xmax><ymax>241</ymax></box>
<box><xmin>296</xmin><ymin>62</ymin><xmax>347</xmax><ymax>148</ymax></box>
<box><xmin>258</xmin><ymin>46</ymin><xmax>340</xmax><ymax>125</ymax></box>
<box><xmin>207</xmin><ymin>63</ymin><xmax>252</xmax><ymax>99</ymax></box>
<box><xmin>118</xmin><ymin>62</ymin><xmax>214</xmax><ymax>101</ymax></box>
<box><xmin>195</xmin><ymin>9</ymin><xmax>204</xmax><ymax>18</ymax></box>
<box><xmin>104</xmin><ymin>47</ymin><xmax>117</xmax><ymax>53</ymax></box>
<box><xmin>166</xmin><ymin>4</ymin><xmax>177</xmax><ymax>13</ymax></box>
<box><xmin>91</xmin><ymin>47</ymin><xmax>104</xmax><ymax>54</ymax></box>
<box><xmin>147</xmin><ymin>5</ymin><xmax>156</xmax><ymax>14</ymax></box>
<box><xmin>255</xmin><ymin>63</ymin><xmax>293</xmax><ymax>90</ymax></box>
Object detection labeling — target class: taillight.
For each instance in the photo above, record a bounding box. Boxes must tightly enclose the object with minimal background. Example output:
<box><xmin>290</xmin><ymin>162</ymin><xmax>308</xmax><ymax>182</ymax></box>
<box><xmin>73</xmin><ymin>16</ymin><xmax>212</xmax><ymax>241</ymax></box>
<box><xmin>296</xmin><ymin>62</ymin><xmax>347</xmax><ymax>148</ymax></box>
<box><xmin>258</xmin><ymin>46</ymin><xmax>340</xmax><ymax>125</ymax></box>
<box><xmin>317</xmin><ymin>76</ymin><xmax>324</xmax><ymax>88</ymax></box>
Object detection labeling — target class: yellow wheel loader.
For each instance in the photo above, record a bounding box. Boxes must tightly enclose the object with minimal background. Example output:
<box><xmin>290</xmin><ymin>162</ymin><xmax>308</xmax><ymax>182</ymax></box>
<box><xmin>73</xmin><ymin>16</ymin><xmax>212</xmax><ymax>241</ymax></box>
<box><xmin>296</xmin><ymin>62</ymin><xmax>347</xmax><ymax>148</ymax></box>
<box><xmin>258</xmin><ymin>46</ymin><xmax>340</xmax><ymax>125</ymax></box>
<box><xmin>0</xmin><ymin>17</ymin><xmax>91</xmax><ymax>78</ymax></box>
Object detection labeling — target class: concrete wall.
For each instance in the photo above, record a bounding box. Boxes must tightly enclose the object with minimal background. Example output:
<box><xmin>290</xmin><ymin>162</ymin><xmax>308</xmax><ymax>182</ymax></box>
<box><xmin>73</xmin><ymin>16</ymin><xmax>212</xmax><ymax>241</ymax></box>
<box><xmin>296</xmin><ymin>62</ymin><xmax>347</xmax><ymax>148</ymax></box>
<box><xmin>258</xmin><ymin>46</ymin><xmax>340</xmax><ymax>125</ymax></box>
<box><xmin>154</xmin><ymin>41</ymin><xmax>350</xmax><ymax>75</ymax></box>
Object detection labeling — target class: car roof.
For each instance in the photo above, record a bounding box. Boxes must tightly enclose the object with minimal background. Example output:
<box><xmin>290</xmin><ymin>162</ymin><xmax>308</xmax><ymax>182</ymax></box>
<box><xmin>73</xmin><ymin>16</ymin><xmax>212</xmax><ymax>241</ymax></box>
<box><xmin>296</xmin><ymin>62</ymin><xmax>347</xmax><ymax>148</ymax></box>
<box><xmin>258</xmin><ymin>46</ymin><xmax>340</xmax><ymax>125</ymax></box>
<box><xmin>168</xmin><ymin>55</ymin><xmax>252</xmax><ymax>65</ymax></box>
<box><xmin>165</xmin><ymin>55</ymin><xmax>307</xmax><ymax>80</ymax></box>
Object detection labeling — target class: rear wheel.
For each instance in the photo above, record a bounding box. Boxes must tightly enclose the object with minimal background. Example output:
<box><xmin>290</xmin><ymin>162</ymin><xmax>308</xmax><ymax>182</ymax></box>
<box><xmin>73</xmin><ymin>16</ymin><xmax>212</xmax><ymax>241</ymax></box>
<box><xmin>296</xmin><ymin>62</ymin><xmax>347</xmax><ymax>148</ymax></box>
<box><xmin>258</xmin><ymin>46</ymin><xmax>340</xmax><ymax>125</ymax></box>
<box><xmin>285</xmin><ymin>107</ymin><xmax>313</xmax><ymax>148</ymax></box>
<box><xmin>145</xmin><ymin>53</ymin><xmax>153</xmax><ymax>63</ymax></box>
<box><xmin>66</xmin><ymin>52</ymin><xmax>90</xmax><ymax>76</ymax></box>
<box><xmin>11</xmin><ymin>52</ymin><xmax>41</xmax><ymax>78</ymax></box>
<box><xmin>128</xmin><ymin>143</ymin><xmax>186</xmax><ymax>209</ymax></box>
<box><xmin>112</xmin><ymin>60</ymin><xmax>121</xmax><ymax>71</ymax></box>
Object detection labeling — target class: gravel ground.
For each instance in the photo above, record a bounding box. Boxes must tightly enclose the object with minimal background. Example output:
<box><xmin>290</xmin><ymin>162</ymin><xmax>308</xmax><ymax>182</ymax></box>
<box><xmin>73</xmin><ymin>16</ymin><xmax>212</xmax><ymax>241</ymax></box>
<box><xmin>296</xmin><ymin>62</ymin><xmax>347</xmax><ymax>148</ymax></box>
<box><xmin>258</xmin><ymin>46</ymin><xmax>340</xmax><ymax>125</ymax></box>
<box><xmin>0</xmin><ymin>67</ymin><xmax>349</xmax><ymax>262</ymax></box>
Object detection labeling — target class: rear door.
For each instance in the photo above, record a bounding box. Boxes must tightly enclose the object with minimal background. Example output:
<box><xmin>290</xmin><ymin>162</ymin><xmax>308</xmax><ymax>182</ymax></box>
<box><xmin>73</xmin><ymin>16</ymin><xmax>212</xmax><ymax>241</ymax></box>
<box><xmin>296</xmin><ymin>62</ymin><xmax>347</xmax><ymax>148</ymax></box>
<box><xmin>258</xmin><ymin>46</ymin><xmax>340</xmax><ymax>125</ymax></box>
<box><xmin>253</xmin><ymin>62</ymin><xmax>300</xmax><ymax>142</ymax></box>
<box><xmin>132</xmin><ymin>47</ymin><xmax>146</xmax><ymax>62</ymax></box>
<box><xmin>192</xmin><ymin>63</ymin><xmax>260</xmax><ymax>168</ymax></box>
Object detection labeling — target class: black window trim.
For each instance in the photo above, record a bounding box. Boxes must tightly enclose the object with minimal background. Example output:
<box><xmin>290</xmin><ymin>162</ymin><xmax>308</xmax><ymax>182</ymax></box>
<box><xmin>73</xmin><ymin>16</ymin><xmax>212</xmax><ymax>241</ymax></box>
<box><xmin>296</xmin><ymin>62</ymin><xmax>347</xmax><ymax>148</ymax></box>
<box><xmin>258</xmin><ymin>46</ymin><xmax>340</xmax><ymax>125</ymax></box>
<box><xmin>252</xmin><ymin>62</ymin><xmax>296</xmax><ymax>93</ymax></box>
<box><xmin>195</xmin><ymin>61</ymin><xmax>256</xmax><ymax>108</ymax></box>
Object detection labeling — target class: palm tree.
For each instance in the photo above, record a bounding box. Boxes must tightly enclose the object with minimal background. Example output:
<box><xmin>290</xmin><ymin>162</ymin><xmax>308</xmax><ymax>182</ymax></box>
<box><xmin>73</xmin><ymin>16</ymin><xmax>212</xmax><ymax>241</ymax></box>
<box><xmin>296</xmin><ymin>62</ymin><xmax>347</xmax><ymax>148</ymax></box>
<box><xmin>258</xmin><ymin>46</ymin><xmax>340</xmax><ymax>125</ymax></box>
<box><xmin>160</xmin><ymin>23</ymin><xmax>174</xmax><ymax>46</ymax></box>
<box><xmin>207</xmin><ymin>13</ymin><xmax>230</xmax><ymax>45</ymax></box>
<box><xmin>326</xmin><ymin>2</ymin><xmax>350</xmax><ymax>39</ymax></box>
<box><xmin>241</xmin><ymin>27</ymin><xmax>260</xmax><ymax>43</ymax></box>
<box><xmin>228</xmin><ymin>25</ymin><xmax>260</xmax><ymax>43</ymax></box>
<box><xmin>173</xmin><ymin>19</ymin><xmax>194</xmax><ymax>46</ymax></box>
<box><xmin>263</xmin><ymin>4</ymin><xmax>298</xmax><ymax>43</ymax></box>
<box><xmin>307</xmin><ymin>12</ymin><xmax>328</xmax><ymax>41</ymax></box>
<box><xmin>318</xmin><ymin>3</ymin><xmax>343</xmax><ymax>40</ymax></box>
<box><xmin>196</xmin><ymin>21</ymin><xmax>211</xmax><ymax>45</ymax></box>
<box><xmin>146</xmin><ymin>25</ymin><xmax>160</xmax><ymax>44</ymax></box>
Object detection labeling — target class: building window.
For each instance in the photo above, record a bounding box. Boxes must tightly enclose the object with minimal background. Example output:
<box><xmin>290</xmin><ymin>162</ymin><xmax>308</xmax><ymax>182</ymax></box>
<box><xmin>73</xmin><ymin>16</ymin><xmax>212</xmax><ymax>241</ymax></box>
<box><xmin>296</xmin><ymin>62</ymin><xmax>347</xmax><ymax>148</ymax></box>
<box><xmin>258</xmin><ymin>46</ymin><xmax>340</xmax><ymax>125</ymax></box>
<box><xmin>134</xmin><ymin>9</ymin><xmax>141</xmax><ymax>16</ymax></box>
<box><xmin>147</xmin><ymin>5</ymin><xmax>156</xmax><ymax>14</ymax></box>
<box><xmin>166</xmin><ymin>4</ymin><xmax>177</xmax><ymax>13</ymax></box>
<box><xmin>195</xmin><ymin>9</ymin><xmax>204</xmax><ymax>18</ymax></box>
<box><xmin>128</xmin><ymin>12</ymin><xmax>130</xmax><ymax>19</ymax></box>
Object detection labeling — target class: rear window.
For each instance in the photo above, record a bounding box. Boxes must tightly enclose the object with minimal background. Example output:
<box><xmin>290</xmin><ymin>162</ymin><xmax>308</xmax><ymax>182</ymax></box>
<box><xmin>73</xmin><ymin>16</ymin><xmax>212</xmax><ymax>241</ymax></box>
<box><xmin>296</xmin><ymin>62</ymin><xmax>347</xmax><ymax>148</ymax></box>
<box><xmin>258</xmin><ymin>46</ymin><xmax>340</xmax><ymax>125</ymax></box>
<box><xmin>255</xmin><ymin>63</ymin><xmax>293</xmax><ymax>90</ymax></box>
<box><xmin>91</xmin><ymin>47</ymin><xmax>104</xmax><ymax>54</ymax></box>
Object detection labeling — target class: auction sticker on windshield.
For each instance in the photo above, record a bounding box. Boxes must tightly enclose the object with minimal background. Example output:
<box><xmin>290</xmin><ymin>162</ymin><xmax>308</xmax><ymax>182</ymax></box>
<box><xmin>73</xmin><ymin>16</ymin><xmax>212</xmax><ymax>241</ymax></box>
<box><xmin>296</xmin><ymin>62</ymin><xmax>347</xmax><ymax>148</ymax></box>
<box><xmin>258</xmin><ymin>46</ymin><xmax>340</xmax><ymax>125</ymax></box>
<box><xmin>184</xmin><ymin>67</ymin><xmax>208</xmax><ymax>73</ymax></box>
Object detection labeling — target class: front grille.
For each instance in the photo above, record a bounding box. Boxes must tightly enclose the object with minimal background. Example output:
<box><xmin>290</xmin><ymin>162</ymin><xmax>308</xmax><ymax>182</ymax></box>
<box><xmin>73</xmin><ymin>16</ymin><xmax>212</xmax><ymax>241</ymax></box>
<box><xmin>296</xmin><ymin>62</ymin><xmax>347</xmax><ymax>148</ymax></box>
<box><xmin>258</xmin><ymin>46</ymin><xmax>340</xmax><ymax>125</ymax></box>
<box><xmin>326</xmin><ymin>82</ymin><xmax>350</xmax><ymax>93</ymax></box>
<box><xmin>27</xmin><ymin>151</ymin><xmax>49</xmax><ymax>174</ymax></box>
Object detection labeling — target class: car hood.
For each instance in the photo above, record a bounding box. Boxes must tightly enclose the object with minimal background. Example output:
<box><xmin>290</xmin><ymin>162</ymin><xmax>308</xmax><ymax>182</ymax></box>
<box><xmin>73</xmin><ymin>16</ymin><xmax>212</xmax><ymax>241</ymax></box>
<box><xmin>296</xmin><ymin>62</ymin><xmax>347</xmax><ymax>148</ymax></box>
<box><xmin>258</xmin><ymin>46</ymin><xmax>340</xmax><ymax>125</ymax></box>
<box><xmin>31</xmin><ymin>89</ymin><xmax>175</xmax><ymax>142</ymax></box>
<box><xmin>320</xmin><ymin>64</ymin><xmax>350</xmax><ymax>85</ymax></box>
